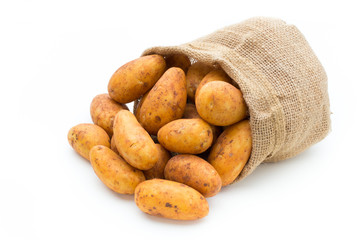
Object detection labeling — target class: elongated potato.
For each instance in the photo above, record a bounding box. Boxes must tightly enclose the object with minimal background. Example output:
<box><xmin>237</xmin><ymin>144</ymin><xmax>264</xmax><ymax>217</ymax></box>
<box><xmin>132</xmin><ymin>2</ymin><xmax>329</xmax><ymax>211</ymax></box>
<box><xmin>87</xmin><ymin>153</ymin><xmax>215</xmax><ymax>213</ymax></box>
<box><xmin>208</xmin><ymin>120</ymin><xmax>252</xmax><ymax>186</ymax></box>
<box><xmin>135</xmin><ymin>179</ymin><xmax>209</xmax><ymax>220</ymax></box>
<box><xmin>108</xmin><ymin>55</ymin><xmax>166</xmax><ymax>103</ymax></box>
<box><xmin>196</xmin><ymin>81</ymin><xmax>248</xmax><ymax>126</ymax></box>
<box><xmin>165</xmin><ymin>54</ymin><xmax>191</xmax><ymax>73</ymax></box>
<box><xmin>144</xmin><ymin>144</ymin><xmax>171</xmax><ymax>180</ymax></box>
<box><xmin>195</xmin><ymin>69</ymin><xmax>232</xmax><ymax>100</ymax></box>
<box><xmin>158</xmin><ymin>118</ymin><xmax>213</xmax><ymax>154</ymax></box>
<box><xmin>164</xmin><ymin>155</ymin><xmax>221</xmax><ymax>197</ymax></box>
<box><xmin>113</xmin><ymin>110</ymin><xmax>159</xmax><ymax>170</ymax></box>
<box><xmin>90</xmin><ymin>145</ymin><xmax>145</xmax><ymax>194</ymax></box>
<box><xmin>137</xmin><ymin>67</ymin><xmax>187</xmax><ymax>135</ymax></box>
<box><xmin>68</xmin><ymin>123</ymin><xmax>110</xmax><ymax>160</ymax></box>
<box><xmin>186</xmin><ymin>62</ymin><xmax>213</xmax><ymax>102</ymax></box>
<box><xmin>90</xmin><ymin>93</ymin><xmax>128</xmax><ymax>136</ymax></box>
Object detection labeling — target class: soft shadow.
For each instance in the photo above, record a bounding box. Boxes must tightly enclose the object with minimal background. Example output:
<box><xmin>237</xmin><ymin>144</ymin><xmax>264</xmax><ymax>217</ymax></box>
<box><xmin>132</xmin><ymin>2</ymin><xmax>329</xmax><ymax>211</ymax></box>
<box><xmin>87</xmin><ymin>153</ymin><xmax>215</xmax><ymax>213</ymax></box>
<box><xmin>220</xmin><ymin>146</ymin><xmax>320</xmax><ymax>192</ymax></box>
<box><xmin>106</xmin><ymin>187</ymin><xmax>134</xmax><ymax>201</ymax></box>
<box><xmin>142</xmin><ymin>212</ymin><xmax>207</xmax><ymax>225</ymax></box>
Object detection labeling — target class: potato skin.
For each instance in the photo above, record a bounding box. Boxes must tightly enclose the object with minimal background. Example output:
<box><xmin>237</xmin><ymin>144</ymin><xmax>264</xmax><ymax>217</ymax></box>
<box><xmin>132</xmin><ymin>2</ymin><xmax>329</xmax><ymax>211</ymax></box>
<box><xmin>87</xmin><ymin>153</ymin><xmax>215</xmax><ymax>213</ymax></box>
<box><xmin>144</xmin><ymin>144</ymin><xmax>171</xmax><ymax>180</ymax></box>
<box><xmin>186</xmin><ymin>62</ymin><xmax>213</xmax><ymax>102</ymax></box>
<box><xmin>164</xmin><ymin>154</ymin><xmax>222</xmax><ymax>197</ymax></box>
<box><xmin>113</xmin><ymin>110</ymin><xmax>159</xmax><ymax>170</ymax></box>
<box><xmin>90</xmin><ymin>145</ymin><xmax>145</xmax><ymax>194</ymax></box>
<box><xmin>208</xmin><ymin>120</ymin><xmax>252</xmax><ymax>186</ymax></box>
<box><xmin>108</xmin><ymin>55</ymin><xmax>166</xmax><ymax>103</ymax></box>
<box><xmin>134</xmin><ymin>179</ymin><xmax>209</xmax><ymax>220</ymax></box>
<box><xmin>196</xmin><ymin>81</ymin><xmax>248</xmax><ymax>126</ymax></box>
<box><xmin>157</xmin><ymin>118</ymin><xmax>213</xmax><ymax>154</ymax></box>
<box><xmin>137</xmin><ymin>67</ymin><xmax>187</xmax><ymax>135</ymax></box>
<box><xmin>165</xmin><ymin>54</ymin><xmax>191</xmax><ymax>73</ymax></box>
<box><xmin>195</xmin><ymin>69</ymin><xmax>232</xmax><ymax>100</ymax></box>
<box><xmin>90</xmin><ymin>93</ymin><xmax>128</xmax><ymax>137</ymax></box>
<box><xmin>68</xmin><ymin>123</ymin><xmax>110</xmax><ymax>160</ymax></box>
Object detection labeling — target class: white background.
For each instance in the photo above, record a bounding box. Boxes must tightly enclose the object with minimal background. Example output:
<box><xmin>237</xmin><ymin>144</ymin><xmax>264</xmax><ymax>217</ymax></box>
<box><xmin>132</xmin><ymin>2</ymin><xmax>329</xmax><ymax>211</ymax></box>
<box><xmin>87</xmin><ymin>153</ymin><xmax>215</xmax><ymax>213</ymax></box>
<box><xmin>1</xmin><ymin>0</ymin><xmax>359</xmax><ymax>239</ymax></box>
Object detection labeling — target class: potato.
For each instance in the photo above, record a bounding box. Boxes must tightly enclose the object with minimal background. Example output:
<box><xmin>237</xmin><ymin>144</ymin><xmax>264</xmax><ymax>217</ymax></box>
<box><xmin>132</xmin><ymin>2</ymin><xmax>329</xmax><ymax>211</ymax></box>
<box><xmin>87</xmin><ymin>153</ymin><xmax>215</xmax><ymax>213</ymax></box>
<box><xmin>208</xmin><ymin>119</ymin><xmax>252</xmax><ymax>186</ymax></box>
<box><xmin>164</xmin><ymin>154</ymin><xmax>221</xmax><ymax>197</ymax></box>
<box><xmin>113</xmin><ymin>110</ymin><xmax>159</xmax><ymax>170</ymax></box>
<box><xmin>90</xmin><ymin>145</ymin><xmax>145</xmax><ymax>194</ymax></box>
<box><xmin>158</xmin><ymin>118</ymin><xmax>213</xmax><ymax>154</ymax></box>
<box><xmin>108</xmin><ymin>55</ymin><xmax>166</xmax><ymax>103</ymax></box>
<box><xmin>110</xmin><ymin>136</ymin><xmax>119</xmax><ymax>154</ymax></box>
<box><xmin>165</xmin><ymin>54</ymin><xmax>191</xmax><ymax>73</ymax></box>
<box><xmin>195</xmin><ymin>69</ymin><xmax>232</xmax><ymax>100</ymax></box>
<box><xmin>68</xmin><ymin>123</ymin><xmax>110</xmax><ymax>161</ymax></box>
<box><xmin>90</xmin><ymin>93</ymin><xmax>128</xmax><ymax>137</ymax></box>
<box><xmin>182</xmin><ymin>103</ymin><xmax>222</xmax><ymax>143</ymax></box>
<box><xmin>137</xmin><ymin>67</ymin><xmax>187</xmax><ymax>135</ymax></box>
<box><xmin>144</xmin><ymin>144</ymin><xmax>171</xmax><ymax>180</ymax></box>
<box><xmin>182</xmin><ymin>103</ymin><xmax>200</xmax><ymax>119</ymax></box>
<box><xmin>196</xmin><ymin>81</ymin><xmax>248</xmax><ymax>126</ymax></box>
<box><xmin>186</xmin><ymin>62</ymin><xmax>213</xmax><ymax>102</ymax></box>
<box><xmin>134</xmin><ymin>179</ymin><xmax>209</xmax><ymax>220</ymax></box>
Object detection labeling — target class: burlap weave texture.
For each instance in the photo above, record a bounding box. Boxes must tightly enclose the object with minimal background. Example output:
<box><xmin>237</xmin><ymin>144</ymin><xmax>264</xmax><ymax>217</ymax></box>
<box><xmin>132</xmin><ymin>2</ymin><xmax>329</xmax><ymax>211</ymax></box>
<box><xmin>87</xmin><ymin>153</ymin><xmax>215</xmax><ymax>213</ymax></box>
<box><xmin>142</xmin><ymin>17</ymin><xmax>331</xmax><ymax>182</ymax></box>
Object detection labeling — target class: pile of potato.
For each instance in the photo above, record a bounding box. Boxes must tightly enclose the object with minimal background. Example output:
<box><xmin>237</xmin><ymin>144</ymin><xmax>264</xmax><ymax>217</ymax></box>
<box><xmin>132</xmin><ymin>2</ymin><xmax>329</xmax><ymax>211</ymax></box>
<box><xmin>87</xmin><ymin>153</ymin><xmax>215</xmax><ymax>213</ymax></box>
<box><xmin>68</xmin><ymin>54</ymin><xmax>252</xmax><ymax>220</ymax></box>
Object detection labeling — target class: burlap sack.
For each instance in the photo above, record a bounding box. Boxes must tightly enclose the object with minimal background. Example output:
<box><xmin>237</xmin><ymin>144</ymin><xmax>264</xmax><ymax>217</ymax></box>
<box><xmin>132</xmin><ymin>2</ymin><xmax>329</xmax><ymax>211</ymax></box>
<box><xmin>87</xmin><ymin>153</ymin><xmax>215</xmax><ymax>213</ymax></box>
<box><xmin>142</xmin><ymin>17</ymin><xmax>331</xmax><ymax>182</ymax></box>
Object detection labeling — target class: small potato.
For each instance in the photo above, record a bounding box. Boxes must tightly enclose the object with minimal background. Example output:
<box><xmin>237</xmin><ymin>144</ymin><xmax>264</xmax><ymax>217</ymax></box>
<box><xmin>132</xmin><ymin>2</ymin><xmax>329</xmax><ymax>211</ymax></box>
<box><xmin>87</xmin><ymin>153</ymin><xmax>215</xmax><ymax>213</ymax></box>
<box><xmin>158</xmin><ymin>118</ymin><xmax>213</xmax><ymax>154</ymax></box>
<box><xmin>195</xmin><ymin>69</ymin><xmax>232</xmax><ymax>100</ymax></box>
<box><xmin>68</xmin><ymin>123</ymin><xmax>110</xmax><ymax>161</ymax></box>
<box><xmin>186</xmin><ymin>62</ymin><xmax>213</xmax><ymax>102</ymax></box>
<box><xmin>144</xmin><ymin>144</ymin><xmax>171</xmax><ymax>180</ymax></box>
<box><xmin>135</xmin><ymin>179</ymin><xmax>209</xmax><ymax>220</ymax></box>
<box><xmin>90</xmin><ymin>93</ymin><xmax>128</xmax><ymax>136</ymax></box>
<box><xmin>208</xmin><ymin>120</ymin><xmax>252</xmax><ymax>186</ymax></box>
<box><xmin>182</xmin><ymin>103</ymin><xmax>200</xmax><ymax>119</ymax></box>
<box><xmin>164</xmin><ymin>154</ymin><xmax>222</xmax><ymax>198</ymax></box>
<box><xmin>108</xmin><ymin>55</ymin><xmax>166</xmax><ymax>103</ymax></box>
<box><xmin>113</xmin><ymin>110</ymin><xmax>159</xmax><ymax>170</ymax></box>
<box><xmin>90</xmin><ymin>145</ymin><xmax>145</xmax><ymax>194</ymax></box>
<box><xmin>165</xmin><ymin>54</ymin><xmax>191</xmax><ymax>73</ymax></box>
<box><xmin>137</xmin><ymin>67</ymin><xmax>187</xmax><ymax>135</ymax></box>
<box><xmin>196</xmin><ymin>81</ymin><xmax>248</xmax><ymax>126</ymax></box>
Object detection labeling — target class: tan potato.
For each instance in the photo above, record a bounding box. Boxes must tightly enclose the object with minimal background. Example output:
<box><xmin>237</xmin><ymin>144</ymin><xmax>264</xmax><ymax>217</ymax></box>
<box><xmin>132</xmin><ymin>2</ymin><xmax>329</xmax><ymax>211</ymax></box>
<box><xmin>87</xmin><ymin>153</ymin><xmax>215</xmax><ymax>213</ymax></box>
<box><xmin>208</xmin><ymin>119</ymin><xmax>252</xmax><ymax>186</ymax></box>
<box><xmin>182</xmin><ymin>103</ymin><xmax>200</xmax><ymax>119</ymax></box>
<box><xmin>68</xmin><ymin>123</ymin><xmax>110</xmax><ymax>160</ymax></box>
<box><xmin>108</xmin><ymin>55</ymin><xmax>166</xmax><ymax>103</ymax></box>
<box><xmin>134</xmin><ymin>179</ymin><xmax>209</xmax><ymax>220</ymax></box>
<box><xmin>165</xmin><ymin>54</ymin><xmax>191</xmax><ymax>73</ymax></box>
<box><xmin>182</xmin><ymin>103</ymin><xmax>222</xmax><ymax>143</ymax></box>
<box><xmin>186</xmin><ymin>62</ymin><xmax>213</xmax><ymax>102</ymax></box>
<box><xmin>164</xmin><ymin>154</ymin><xmax>222</xmax><ymax>197</ymax></box>
<box><xmin>196</xmin><ymin>81</ymin><xmax>248</xmax><ymax>126</ymax></box>
<box><xmin>113</xmin><ymin>110</ymin><xmax>159</xmax><ymax>170</ymax></box>
<box><xmin>137</xmin><ymin>67</ymin><xmax>187</xmax><ymax>135</ymax></box>
<box><xmin>110</xmin><ymin>136</ymin><xmax>119</xmax><ymax>154</ymax></box>
<box><xmin>157</xmin><ymin>118</ymin><xmax>213</xmax><ymax>154</ymax></box>
<box><xmin>90</xmin><ymin>93</ymin><xmax>128</xmax><ymax>137</ymax></box>
<box><xmin>144</xmin><ymin>144</ymin><xmax>171</xmax><ymax>180</ymax></box>
<box><xmin>90</xmin><ymin>145</ymin><xmax>145</xmax><ymax>194</ymax></box>
<box><xmin>195</xmin><ymin>69</ymin><xmax>232</xmax><ymax>100</ymax></box>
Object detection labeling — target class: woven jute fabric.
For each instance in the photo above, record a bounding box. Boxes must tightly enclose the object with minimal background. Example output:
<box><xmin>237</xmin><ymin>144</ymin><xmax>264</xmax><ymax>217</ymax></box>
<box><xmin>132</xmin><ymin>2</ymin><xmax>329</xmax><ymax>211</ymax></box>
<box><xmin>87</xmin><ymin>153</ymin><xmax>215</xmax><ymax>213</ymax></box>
<box><xmin>142</xmin><ymin>17</ymin><xmax>331</xmax><ymax>182</ymax></box>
